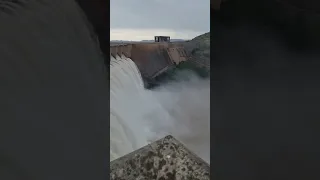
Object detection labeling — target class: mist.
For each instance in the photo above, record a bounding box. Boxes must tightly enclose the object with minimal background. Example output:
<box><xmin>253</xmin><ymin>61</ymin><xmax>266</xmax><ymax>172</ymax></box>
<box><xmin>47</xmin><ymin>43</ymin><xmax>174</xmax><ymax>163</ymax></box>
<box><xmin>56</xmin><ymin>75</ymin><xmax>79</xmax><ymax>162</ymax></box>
<box><xmin>110</xmin><ymin>55</ymin><xmax>210</xmax><ymax>163</ymax></box>
<box><xmin>149</xmin><ymin>70</ymin><xmax>210</xmax><ymax>163</ymax></box>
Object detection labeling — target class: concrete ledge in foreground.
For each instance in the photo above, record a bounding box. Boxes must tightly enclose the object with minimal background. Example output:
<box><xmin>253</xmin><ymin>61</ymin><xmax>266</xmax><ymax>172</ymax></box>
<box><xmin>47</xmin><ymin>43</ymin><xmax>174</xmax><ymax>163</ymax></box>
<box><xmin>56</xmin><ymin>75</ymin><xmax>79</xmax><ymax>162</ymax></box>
<box><xmin>110</xmin><ymin>135</ymin><xmax>210</xmax><ymax>180</ymax></box>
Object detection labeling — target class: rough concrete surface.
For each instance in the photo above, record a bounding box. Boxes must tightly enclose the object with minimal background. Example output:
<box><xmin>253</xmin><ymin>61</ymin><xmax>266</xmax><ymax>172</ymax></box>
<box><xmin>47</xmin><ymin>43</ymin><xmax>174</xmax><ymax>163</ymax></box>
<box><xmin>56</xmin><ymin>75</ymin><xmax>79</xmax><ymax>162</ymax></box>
<box><xmin>110</xmin><ymin>135</ymin><xmax>210</xmax><ymax>180</ymax></box>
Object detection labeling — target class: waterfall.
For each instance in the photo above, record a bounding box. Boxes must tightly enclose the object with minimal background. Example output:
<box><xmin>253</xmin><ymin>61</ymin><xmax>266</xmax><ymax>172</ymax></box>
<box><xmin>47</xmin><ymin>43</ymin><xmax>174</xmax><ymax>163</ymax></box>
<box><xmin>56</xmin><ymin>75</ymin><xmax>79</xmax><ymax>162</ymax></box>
<box><xmin>110</xmin><ymin>55</ymin><xmax>210</xmax><ymax>163</ymax></box>
<box><xmin>110</xmin><ymin>55</ymin><xmax>145</xmax><ymax>160</ymax></box>
<box><xmin>110</xmin><ymin>55</ymin><xmax>160</xmax><ymax>161</ymax></box>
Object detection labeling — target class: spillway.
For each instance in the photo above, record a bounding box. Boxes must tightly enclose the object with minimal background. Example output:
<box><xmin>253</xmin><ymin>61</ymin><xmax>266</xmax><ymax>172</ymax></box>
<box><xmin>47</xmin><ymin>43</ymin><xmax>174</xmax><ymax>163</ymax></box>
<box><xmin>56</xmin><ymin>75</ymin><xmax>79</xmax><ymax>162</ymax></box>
<box><xmin>110</xmin><ymin>52</ymin><xmax>210</xmax><ymax>163</ymax></box>
<box><xmin>110</xmin><ymin>55</ymin><xmax>148</xmax><ymax>160</ymax></box>
<box><xmin>110</xmin><ymin>54</ymin><xmax>174</xmax><ymax>161</ymax></box>
<box><xmin>110</xmin><ymin>42</ymin><xmax>189</xmax><ymax>160</ymax></box>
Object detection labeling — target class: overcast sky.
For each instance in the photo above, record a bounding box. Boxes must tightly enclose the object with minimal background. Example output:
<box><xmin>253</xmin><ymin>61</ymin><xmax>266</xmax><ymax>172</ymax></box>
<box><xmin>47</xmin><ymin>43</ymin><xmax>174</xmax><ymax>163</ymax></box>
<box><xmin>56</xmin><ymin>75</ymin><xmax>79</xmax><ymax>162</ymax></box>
<box><xmin>110</xmin><ymin>0</ymin><xmax>210</xmax><ymax>41</ymax></box>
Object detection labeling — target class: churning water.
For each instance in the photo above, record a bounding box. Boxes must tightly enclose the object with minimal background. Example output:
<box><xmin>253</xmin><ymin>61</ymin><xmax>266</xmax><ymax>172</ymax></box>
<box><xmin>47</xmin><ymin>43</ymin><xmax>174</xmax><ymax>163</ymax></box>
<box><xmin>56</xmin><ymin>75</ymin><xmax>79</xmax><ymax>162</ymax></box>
<box><xmin>110</xmin><ymin>55</ymin><xmax>210</xmax><ymax>163</ymax></box>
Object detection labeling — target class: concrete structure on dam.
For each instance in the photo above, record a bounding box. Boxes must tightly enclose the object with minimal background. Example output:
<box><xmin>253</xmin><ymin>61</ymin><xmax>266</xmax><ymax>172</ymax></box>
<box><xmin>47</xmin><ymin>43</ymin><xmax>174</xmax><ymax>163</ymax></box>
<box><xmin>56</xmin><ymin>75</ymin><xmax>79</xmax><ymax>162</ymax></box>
<box><xmin>110</xmin><ymin>135</ymin><xmax>210</xmax><ymax>180</ymax></box>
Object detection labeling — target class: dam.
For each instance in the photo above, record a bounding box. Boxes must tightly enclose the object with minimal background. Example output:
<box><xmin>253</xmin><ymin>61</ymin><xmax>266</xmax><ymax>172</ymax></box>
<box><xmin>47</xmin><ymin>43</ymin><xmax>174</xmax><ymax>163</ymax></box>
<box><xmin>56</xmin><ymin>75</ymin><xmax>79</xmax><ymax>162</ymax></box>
<box><xmin>110</xmin><ymin>37</ymin><xmax>210</xmax><ymax>179</ymax></box>
<box><xmin>110</xmin><ymin>37</ymin><xmax>209</xmax><ymax>79</ymax></box>
<box><xmin>111</xmin><ymin>39</ymin><xmax>188</xmax><ymax>80</ymax></box>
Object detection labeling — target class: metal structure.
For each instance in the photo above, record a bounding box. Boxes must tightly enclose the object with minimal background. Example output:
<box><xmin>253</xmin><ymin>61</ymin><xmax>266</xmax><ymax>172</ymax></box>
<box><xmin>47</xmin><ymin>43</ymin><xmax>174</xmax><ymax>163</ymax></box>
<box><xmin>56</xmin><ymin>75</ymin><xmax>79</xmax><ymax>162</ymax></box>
<box><xmin>155</xmin><ymin>36</ymin><xmax>170</xmax><ymax>42</ymax></box>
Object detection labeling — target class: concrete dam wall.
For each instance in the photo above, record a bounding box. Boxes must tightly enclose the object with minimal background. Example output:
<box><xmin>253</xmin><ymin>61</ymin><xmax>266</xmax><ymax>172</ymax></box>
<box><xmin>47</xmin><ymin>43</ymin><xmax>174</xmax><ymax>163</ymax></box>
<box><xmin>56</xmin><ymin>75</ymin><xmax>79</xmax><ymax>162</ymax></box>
<box><xmin>110</xmin><ymin>42</ymin><xmax>207</xmax><ymax>81</ymax></box>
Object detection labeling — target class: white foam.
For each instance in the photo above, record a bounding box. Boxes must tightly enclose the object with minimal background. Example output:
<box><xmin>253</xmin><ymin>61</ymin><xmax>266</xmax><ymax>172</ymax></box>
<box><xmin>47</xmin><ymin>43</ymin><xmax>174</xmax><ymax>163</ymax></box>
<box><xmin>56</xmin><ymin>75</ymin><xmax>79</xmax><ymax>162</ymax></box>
<box><xmin>110</xmin><ymin>56</ymin><xmax>210</xmax><ymax>163</ymax></box>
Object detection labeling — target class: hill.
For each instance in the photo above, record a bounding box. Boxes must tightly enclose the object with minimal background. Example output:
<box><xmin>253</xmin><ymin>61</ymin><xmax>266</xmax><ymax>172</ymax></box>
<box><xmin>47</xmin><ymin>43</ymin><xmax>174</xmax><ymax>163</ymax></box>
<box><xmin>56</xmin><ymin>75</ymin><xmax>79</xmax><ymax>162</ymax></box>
<box><xmin>183</xmin><ymin>32</ymin><xmax>210</xmax><ymax>66</ymax></box>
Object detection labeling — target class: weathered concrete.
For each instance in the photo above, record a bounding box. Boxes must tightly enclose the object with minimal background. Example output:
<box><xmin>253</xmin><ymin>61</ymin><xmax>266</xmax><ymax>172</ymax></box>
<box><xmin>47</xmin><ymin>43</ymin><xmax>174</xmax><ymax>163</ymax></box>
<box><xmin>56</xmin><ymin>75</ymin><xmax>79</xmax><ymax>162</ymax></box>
<box><xmin>110</xmin><ymin>135</ymin><xmax>210</xmax><ymax>180</ymax></box>
<box><xmin>110</xmin><ymin>43</ymin><xmax>189</xmax><ymax>79</ymax></box>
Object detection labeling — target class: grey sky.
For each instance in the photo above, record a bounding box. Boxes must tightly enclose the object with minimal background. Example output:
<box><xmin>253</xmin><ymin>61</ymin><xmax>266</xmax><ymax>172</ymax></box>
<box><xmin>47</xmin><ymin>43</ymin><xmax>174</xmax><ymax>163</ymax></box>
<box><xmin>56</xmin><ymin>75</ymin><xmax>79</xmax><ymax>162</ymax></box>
<box><xmin>110</xmin><ymin>0</ymin><xmax>210</xmax><ymax>40</ymax></box>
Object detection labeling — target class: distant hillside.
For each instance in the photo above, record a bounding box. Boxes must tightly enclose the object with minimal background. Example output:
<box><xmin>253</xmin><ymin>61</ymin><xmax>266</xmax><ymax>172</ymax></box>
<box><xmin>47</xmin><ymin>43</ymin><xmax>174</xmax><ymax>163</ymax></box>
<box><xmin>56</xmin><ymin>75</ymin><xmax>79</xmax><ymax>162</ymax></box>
<box><xmin>190</xmin><ymin>32</ymin><xmax>210</xmax><ymax>58</ymax></box>
<box><xmin>110</xmin><ymin>39</ymin><xmax>186</xmax><ymax>43</ymax></box>
<box><xmin>170</xmin><ymin>32</ymin><xmax>211</xmax><ymax>79</ymax></box>
<box><xmin>140</xmin><ymin>39</ymin><xmax>186</xmax><ymax>42</ymax></box>
<box><xmin>183</xmin><ymin>32</ymin><xmax>210</xmax><ymax>67</ymax></box>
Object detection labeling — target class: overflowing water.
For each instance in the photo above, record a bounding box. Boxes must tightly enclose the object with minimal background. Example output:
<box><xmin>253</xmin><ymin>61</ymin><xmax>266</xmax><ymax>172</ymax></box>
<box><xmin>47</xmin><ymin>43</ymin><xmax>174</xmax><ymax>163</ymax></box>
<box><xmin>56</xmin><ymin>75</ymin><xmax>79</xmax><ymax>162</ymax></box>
<box><xmin>110</xmin><ymin>55</ymin><xmax>210</xmax><ymax>163</ymax></box>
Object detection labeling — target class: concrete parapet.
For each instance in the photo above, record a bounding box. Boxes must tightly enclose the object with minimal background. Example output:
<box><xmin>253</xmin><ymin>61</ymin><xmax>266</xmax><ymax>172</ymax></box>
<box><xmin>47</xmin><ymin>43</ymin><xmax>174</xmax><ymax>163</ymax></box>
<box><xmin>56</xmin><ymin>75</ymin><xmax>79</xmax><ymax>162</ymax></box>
<box><xmin>110</xmin><ymin>135</ymin><xmax>210</xmax><ymax>180</ymax></box>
